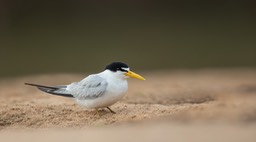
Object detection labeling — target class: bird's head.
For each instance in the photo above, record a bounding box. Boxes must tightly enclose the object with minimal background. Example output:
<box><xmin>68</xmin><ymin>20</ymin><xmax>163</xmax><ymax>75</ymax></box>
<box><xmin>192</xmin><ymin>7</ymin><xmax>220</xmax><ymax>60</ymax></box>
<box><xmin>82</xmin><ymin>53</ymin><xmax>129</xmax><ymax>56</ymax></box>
<box><xmin>105</xmin><ymin>62</ymin><xmax>145</xmax><ymax>80</ymax></box>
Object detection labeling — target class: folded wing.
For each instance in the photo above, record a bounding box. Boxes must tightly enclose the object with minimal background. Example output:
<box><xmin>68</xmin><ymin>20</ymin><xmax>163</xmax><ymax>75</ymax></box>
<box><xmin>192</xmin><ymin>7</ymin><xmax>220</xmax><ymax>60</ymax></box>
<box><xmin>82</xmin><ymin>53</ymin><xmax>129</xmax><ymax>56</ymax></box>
<box><xmin>66</xmin><ymin>75</ymin><xmax>108</xmax><ymax>100</ymax></box>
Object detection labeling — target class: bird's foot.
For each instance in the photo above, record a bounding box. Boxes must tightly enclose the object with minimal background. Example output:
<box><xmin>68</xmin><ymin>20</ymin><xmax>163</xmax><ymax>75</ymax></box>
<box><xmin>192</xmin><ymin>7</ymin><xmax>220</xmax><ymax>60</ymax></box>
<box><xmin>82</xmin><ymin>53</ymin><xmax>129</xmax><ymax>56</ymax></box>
<box><xmin>94</xmin><ymin>108</ymin><xmax>105</xmax><ymax>115</ymax></box>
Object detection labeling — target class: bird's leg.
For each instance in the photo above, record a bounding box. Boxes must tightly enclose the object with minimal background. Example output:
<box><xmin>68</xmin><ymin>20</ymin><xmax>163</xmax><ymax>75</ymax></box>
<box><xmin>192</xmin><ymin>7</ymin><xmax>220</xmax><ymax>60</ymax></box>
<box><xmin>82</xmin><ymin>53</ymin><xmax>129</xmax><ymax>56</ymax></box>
<box><xmin>106</xmin><ymin>107</ymin><xmax>116</xmax><ymax>114</ymax></box>
<box><xmin>94</xmin><ymin>108</ymin><xmax>101</xmax><ymax>115</ymax></box>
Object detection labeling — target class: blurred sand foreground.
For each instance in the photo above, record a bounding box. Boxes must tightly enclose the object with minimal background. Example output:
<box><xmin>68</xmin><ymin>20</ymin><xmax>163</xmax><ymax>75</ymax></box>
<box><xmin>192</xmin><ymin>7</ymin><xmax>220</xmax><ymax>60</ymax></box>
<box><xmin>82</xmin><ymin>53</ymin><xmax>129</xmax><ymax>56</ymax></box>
<box><xmin>0</xmin><ymin>69</ymin><xmax>256</xmax><ymax>141</ymax></box>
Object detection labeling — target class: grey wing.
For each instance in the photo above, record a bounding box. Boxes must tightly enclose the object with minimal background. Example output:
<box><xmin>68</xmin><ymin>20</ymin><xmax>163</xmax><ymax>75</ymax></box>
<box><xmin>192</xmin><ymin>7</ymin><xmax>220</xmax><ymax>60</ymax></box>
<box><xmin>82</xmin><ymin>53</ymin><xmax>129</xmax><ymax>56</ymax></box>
<box><xmin>66</xmin><ymin>75</ymin><xmax>108</xmax><ymax>100</ymax></box>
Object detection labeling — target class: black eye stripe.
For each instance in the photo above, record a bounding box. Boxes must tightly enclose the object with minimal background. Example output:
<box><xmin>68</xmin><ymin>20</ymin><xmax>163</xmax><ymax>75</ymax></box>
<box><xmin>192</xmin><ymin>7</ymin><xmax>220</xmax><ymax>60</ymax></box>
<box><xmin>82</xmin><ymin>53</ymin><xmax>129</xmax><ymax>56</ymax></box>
<box><xmin>120</xmin><ymin>68</ymin><xmax>128</xmax><ymax>72</ymax></box>
<box><xmin>117</xmin><ymin>68</ymin><xmax>127</xmax><ymax>72</ymax></box>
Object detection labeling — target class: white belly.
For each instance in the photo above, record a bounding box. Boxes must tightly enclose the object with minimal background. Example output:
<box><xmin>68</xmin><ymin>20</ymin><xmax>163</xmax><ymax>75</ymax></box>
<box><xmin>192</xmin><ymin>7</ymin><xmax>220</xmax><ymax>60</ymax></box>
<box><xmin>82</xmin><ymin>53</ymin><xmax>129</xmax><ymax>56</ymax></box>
<box><xmin>75</xmin><ymin>80</ymin><xmax>128</xmax><ymax>109</ymax></box>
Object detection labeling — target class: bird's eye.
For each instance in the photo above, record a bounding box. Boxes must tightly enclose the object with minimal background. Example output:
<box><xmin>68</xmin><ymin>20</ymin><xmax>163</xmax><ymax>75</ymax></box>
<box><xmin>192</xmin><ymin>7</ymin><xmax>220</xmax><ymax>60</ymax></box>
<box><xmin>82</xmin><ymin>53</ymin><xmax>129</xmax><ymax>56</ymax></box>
<box><xmin>118</xmin><ymin>68</ymin><xmax>128</xmax><ymax>72</ymax></box>
<box><xmin>116</xmin><ymin>68</ymin><xmax>126</xmax><ymax>72</ymax></box>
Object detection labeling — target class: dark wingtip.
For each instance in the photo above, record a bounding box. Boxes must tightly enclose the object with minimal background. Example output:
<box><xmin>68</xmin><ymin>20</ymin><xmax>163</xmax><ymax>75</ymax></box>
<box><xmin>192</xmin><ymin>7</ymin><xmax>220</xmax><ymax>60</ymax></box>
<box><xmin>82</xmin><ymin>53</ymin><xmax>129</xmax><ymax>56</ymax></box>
<box><xmin>24</xmin><ymin>83</ymin><xmax>58</xmax><ymax>89</ymax></box>
<box><xmin>24</xmin><ymin>83</ymin><xmax>40</xmax><ymax>87</ymax></box>
<box><xmin>24</xmin><ymin>83</ymin><xmax>35</xmax><ymax>86</ymax></box>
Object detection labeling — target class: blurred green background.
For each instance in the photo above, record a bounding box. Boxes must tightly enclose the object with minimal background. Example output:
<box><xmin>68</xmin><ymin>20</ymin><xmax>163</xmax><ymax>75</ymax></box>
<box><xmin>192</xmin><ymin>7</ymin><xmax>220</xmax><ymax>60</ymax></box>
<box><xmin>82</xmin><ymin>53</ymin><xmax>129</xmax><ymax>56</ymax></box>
<box><xmin>0</xmin><ymin>0</ymin><xmax>256</xmax><ymax>77</ymax></box>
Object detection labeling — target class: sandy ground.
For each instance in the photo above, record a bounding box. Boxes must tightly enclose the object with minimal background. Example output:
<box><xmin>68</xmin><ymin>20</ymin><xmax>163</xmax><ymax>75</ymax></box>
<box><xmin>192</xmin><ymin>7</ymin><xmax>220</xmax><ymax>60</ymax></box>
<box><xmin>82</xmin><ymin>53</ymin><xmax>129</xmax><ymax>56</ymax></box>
<box><xmin>0</xmin><ymin>69</ymin><xmax>256</xmax><ymax>141</ymax></box>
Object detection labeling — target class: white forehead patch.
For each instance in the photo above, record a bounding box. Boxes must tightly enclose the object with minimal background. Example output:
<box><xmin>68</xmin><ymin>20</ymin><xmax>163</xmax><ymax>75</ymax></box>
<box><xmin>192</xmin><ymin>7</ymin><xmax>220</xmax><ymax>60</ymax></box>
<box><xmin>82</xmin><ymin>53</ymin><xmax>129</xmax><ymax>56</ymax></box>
<box><xmin>121</xmin><ymin>67</ymin><xmax>129</xmax><ymax>71</ymax></box>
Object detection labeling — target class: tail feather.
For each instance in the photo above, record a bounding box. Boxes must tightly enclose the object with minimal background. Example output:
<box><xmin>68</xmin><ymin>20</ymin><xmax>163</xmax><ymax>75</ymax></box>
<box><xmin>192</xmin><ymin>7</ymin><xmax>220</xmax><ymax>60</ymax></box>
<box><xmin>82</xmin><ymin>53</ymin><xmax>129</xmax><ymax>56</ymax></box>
<box><xmin>25</xmin><ymin>83</ymin><xmax>73</xmax><ymax>98</ymax></box>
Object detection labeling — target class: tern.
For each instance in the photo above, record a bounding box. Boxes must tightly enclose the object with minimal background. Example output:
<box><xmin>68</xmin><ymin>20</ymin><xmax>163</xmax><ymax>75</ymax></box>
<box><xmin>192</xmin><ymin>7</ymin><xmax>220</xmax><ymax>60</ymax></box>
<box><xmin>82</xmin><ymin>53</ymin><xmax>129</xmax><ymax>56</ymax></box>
<box><xmin>25</xmin><ymin>62</ymin><xmax>145</xmax><ymax>113</ymax></box>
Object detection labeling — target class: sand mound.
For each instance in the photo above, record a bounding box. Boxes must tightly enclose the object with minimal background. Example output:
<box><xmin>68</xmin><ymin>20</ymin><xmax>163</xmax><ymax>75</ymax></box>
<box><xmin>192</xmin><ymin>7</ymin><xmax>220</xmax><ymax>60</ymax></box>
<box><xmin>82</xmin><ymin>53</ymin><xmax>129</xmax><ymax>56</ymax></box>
<box><xmin>0</xmin><ymin>69</ymin><xmax>256</xmax><ymax>141</ymax></box>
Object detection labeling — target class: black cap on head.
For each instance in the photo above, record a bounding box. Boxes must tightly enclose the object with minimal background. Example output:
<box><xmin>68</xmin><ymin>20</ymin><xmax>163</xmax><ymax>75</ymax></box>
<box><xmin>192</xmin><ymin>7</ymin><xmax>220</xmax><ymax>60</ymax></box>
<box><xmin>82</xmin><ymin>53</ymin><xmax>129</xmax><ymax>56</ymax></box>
<box><xmin>105</xmin><ymin>62</ymin><xmax>129</xmax><ymax>72</ymax></box>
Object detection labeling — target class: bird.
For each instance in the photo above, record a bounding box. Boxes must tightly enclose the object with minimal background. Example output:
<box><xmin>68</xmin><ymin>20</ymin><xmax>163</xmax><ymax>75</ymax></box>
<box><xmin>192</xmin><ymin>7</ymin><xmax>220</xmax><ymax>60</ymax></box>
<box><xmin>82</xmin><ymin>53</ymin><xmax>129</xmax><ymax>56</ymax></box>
<box><xmin>25</xmin><ymin>62</ymin><xmax>145</xmax><ymax>113</ymax></box>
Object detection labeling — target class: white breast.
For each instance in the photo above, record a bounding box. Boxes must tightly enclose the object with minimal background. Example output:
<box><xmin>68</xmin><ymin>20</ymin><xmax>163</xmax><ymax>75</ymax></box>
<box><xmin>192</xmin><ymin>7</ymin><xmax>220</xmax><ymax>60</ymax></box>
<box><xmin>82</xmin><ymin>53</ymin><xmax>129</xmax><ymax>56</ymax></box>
<box><xmin>75</xmin><ymin>70</ymin><xmax>128</xmax><ymax>109</ymax></box>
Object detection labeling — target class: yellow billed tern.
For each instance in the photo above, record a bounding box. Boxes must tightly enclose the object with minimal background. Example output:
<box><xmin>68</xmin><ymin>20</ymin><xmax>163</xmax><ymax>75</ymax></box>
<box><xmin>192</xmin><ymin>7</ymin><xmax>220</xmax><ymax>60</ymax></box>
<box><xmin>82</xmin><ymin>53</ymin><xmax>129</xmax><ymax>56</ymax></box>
<box><xmin>25</xmin><ymin>62</ymin><xmax>145</xmax><ymax>113</ymax></box>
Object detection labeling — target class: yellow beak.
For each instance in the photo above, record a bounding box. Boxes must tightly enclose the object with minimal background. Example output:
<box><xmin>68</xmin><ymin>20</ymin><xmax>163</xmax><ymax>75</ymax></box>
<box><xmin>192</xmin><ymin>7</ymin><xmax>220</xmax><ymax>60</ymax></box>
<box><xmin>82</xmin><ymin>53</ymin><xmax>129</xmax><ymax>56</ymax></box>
<box><xmin>125</xmin><ymin>70</ymin><xmax>145</xmax><ymax>80</ymax></box>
